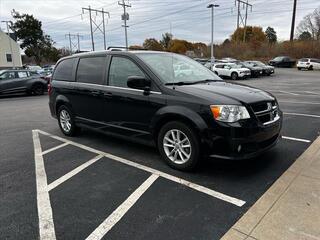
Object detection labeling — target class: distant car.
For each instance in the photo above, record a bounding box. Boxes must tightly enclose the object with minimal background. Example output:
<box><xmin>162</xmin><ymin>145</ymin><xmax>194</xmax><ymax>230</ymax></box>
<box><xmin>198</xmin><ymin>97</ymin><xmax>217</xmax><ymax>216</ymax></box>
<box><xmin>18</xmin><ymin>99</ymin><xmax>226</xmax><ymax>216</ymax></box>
<box><xmin>173</xmin><ymin>64</ymin><xmax>194</xmax><ymax>77</ymax></box>
<box><xmin>221</xmin><ymin>57</ymin><xmax>238</xmax><ymax>63</ymax></box>
<box><xmin>245</xmin><ymin>61</ymin><xmax>275</xmax><ymax>76</ymax></box>
<box><xmin>0</xmin><ymin>70</ymin><xmax>47</xmax><ymax>96</ymax></box>
<box><xmin>237</xmin><ymin>62</ymin><xmax>263</xmax><ymax>77</ymax></box>
<box><xmin>212</xmin><ymin>63</ymin><xmax>251</xmax><ymax>80</ymax></box>
<box><xmin>194</xmin><ymin>58</ymin><xmax>209</xmax><ymax>65</ymax></box>
<box><xmin>27</xmin><ymin>65</ymin><xmax>42</xmax><ymax>73</ymax></box>
<box><xmin>297</xmin><ymin>58</ymin><xmax>320</xmax><ymax>70</ymax></box>
<box><xmin>269</xmin><ymin>56</ymin><xmax>295</xmax><ymax>68</ymax></box>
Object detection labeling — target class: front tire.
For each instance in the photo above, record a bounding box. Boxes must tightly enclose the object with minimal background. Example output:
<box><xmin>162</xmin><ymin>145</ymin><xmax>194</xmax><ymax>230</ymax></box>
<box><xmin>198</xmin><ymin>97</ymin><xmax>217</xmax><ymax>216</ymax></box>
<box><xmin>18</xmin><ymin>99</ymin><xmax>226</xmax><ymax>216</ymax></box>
<box><xmin>58</xmin><ymin>105</ymin><xmax>79</xmax><ymax>136</ymax></box>
<box><xmin>231</xmin><ymin>72</ymin><xmax>238</xmax><ymax>80</ymax></box>
<box><xmin>157</xmin><ymin>121</ymin><xmax>200</xmax><ymax>171</ymax></box>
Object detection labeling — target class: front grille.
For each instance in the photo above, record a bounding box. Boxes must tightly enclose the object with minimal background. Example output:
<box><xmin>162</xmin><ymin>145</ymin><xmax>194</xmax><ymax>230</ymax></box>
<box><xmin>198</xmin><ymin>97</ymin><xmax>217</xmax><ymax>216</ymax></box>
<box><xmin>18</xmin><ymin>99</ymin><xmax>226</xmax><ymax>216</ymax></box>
<box><xmin>250</xmin><ymin>101</ymin><xmax>279</xmax><ymax>125</ymax></box>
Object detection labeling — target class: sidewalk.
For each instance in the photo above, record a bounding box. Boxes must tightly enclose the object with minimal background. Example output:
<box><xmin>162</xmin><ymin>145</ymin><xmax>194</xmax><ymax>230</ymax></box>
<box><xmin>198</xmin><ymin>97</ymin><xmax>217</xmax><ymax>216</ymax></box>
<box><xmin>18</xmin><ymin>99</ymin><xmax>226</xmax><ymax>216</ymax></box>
<box><xmin>222</xmin><ymin>136</ymin><xmax>320</xmax><ymax>240</ymax></box>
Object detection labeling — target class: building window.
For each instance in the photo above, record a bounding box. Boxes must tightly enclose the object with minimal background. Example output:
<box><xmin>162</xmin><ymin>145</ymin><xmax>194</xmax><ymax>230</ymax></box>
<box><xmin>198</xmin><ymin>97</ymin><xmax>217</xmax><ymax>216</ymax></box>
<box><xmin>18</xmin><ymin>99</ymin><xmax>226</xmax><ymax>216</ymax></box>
<box><xmin>6</xmin><ymin>54</ymin><xmax>12</xmax><ymax>63</ymax></box>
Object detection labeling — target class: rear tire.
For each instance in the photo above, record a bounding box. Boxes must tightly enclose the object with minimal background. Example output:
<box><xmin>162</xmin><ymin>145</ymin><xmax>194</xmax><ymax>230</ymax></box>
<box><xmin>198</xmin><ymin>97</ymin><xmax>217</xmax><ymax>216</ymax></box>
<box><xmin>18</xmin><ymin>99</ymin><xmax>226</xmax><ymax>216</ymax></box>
<box><xmin>31</xmin><ymin>84</ymin><xmax>44</xmax><ymax>95</ymax></box>
<box><xmin>231</xmin><ymin>72</ymin><xmax>238</xmax><ymax>80</ymax></box>
<box><xmin>309</xmin><ymin>65</ymin><xmax>313</xmax><ymax>70</ymax></box>
<box><xmin>157</xmin><ymin>121</ymin><xmax>200</xmax><ymax>171</ymax></box>
<box><xmin>57</xmin><ymin>105</ymin><xmax>80</xmax><ymax>136</ymax></box>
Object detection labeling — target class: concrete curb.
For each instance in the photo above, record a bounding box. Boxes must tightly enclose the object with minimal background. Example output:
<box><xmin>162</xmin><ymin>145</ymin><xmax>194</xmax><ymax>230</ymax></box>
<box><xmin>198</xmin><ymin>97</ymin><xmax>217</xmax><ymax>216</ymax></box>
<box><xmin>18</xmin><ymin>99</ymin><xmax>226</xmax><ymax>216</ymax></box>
<box><xmin>221</xmin><ymin>136</ymin><xmax>320</xmax><ymax>240</ymax></box>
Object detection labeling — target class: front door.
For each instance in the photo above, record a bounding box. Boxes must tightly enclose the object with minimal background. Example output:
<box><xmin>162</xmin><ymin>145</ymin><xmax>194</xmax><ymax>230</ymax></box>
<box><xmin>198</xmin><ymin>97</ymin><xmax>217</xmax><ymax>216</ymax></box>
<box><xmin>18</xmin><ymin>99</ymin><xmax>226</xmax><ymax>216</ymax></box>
<box><xmin>101</xmin><ymin>56</ymin><xmax>161</xmax><ymax>140</ymax></box>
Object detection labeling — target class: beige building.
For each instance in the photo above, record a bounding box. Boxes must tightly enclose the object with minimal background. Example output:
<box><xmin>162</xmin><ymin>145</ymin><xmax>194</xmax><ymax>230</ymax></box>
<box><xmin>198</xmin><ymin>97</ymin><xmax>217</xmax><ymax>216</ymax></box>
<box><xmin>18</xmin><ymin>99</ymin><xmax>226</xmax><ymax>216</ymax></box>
<box><xmin>0</xmin><ymin>30</ymin><xmax>22</xmax><ymax>69</ymax></box>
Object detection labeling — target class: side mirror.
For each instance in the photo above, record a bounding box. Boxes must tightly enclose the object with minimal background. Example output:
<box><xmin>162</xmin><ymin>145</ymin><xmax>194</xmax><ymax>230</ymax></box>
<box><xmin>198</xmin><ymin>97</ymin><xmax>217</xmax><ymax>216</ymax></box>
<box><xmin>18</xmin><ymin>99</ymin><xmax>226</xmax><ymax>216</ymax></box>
<box><xmin>127</xmin><ymin>76</ymin><xmax>151</xmax><ymax>91</ymax></box>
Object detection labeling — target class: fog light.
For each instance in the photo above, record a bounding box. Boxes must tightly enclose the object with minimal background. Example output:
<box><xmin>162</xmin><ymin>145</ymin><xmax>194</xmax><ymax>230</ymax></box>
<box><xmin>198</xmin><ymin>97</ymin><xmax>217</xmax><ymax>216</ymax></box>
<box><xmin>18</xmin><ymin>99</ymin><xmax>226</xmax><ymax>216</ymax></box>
<box><xmin>237</xmin><ymin>145</ymin><xmax>242</xmax><ymax>152</ymax></box>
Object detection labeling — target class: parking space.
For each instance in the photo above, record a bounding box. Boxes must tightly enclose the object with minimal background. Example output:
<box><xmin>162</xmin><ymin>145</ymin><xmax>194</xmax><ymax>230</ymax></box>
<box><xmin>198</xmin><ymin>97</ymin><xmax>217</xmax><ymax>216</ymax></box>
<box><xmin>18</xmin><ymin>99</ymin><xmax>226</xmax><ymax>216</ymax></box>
<box><xmin>1</xmin><ymin>68</ymin><xmax>320</xmax><ymax>240</ymax></box>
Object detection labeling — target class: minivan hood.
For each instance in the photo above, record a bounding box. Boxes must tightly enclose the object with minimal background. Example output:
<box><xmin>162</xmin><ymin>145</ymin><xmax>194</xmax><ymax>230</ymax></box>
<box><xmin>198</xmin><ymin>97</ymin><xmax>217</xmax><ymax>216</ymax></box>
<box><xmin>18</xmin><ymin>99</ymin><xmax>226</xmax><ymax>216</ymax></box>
<box><xmin>174</xmin><ymin>81</ymin><xmax>274</xmax><ymax>105</ymax></box>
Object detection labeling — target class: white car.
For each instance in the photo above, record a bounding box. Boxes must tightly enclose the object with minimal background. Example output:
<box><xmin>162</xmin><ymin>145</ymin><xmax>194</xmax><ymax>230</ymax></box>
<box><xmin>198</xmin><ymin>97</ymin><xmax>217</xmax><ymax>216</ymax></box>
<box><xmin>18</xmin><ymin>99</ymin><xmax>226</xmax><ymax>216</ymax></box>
<box><xmin>297</xmin><ymin>58</ymin><xmax>320</xmax><ymax>70</ymax></box>
<box><xmin>212</xmin><ymin>63</ymin><xmax>251</xmax><ymax>80</ymax></box>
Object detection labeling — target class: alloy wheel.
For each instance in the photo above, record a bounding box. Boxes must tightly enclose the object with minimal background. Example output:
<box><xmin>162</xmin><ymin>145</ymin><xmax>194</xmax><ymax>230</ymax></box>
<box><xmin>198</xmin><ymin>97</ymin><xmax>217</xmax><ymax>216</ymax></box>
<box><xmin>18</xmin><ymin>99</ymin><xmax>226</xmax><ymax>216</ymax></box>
<box><xmin>59</xmin><ymin>109</ymin><xmax>72</xmax><ymax>133</ymax></box>
<box><xmin>163</xmin><ymin>129</ymin><xmax>192</xmax><ymax>164</ymax></box>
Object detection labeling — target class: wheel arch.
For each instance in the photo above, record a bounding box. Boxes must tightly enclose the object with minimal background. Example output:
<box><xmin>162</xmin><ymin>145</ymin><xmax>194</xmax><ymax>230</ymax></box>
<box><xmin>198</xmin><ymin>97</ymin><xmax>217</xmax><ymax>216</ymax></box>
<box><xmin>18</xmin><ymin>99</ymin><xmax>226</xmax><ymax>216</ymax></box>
<box><xmin>55</xmin><ymin>95</ymin><xmax>72</xmax><ymax>115</ymax></box>
<box><xmin>150</xmin><ymin>106</ymin><xmax>208</xmax><ymax>143</ymax></box>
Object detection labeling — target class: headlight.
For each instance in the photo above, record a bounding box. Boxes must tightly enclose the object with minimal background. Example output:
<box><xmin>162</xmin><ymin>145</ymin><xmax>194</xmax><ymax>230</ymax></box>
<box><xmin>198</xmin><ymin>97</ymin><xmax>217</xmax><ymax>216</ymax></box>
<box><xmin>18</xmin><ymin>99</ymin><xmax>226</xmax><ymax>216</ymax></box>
<box><xmin>210</xmin><ymin>105</ymin><xmax>250</xmax><ymax>122</ymax></box>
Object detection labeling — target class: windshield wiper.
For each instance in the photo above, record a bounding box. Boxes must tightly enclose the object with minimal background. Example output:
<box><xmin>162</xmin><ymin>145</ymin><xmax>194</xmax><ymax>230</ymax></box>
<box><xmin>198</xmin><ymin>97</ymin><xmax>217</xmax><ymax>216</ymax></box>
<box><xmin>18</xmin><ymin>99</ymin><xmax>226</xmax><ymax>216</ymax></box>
<box><xmin>191</xmin><ymin>79</ymin><xmax>221</xmax><ymax>84</ymax></box>
<box><xmin>165</xmin><ymin>79</ymin><xmax>221</xmax><ymax>86</ymax></box>
<box><xmin>165</xmin><ymin>81</ymin><xmax>190</xmax><ymax>86</ymax></box>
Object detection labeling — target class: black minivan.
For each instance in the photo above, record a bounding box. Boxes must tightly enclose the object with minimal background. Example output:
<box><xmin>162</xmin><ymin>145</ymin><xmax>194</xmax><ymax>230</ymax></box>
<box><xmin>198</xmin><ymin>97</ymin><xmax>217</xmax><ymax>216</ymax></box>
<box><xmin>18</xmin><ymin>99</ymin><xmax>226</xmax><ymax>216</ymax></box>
<box><xmin>49</xmin><ymin>50</ymin><xmax>282</xmax><ymax>170</ymax></box>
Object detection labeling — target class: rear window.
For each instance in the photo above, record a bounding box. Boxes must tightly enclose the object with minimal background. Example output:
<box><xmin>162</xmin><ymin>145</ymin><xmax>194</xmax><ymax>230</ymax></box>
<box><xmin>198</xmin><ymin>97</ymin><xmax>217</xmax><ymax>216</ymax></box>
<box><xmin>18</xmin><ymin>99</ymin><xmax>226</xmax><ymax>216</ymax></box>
<box><xmin>299</xmin><ymin>58</ymin><xmax>308</xmax><ymax>62</ymax></box>
<box><xmin>53</xmin><ymin>58</ymin><xmax>77</xmax><ymax>81</ymax></box>
<box><xmin>76</xmin><ymin>57</ymin><xmax>106</xmax><ymax>85</ymax></box>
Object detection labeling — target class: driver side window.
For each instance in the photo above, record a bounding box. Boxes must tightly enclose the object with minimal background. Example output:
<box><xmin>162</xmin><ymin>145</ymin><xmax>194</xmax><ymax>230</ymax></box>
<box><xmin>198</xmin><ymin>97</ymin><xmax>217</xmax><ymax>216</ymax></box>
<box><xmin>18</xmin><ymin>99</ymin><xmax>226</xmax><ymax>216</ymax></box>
<box><xmin>108</xmin><ymin>57</ymin><xmax>145</xmax><ymax>88</ymax></box>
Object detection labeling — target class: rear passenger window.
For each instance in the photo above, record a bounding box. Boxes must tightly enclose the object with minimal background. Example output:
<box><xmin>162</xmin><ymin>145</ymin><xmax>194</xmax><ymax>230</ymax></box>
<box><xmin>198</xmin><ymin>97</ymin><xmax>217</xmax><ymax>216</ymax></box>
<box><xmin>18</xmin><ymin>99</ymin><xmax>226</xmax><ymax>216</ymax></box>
<box><xmin>18</xmin><ymin>72</ymin><xmax>28</xmax><ymax>78</ymax></box>
<box><xmin>108</xmin><ymin>57</ymin><xmax>145</xmax><ymax>88</ymax></box>
<box><xmin>76</xmin><ymin>57</ymin><xmax>106</xmax><ymax>85</ymax></box>
<box><xmin>53</xmin><ymin>58</ymin><xmax>76</xmax><ymax>81</ymax></box>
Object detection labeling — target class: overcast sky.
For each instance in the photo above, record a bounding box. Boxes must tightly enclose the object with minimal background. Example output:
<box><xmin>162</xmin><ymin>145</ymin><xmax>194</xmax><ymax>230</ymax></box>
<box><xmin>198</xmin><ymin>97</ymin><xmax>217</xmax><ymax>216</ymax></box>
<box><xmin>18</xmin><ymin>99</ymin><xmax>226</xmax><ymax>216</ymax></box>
<box><xmin>0</xmin><ymin>0</ymin><xmax>319</xmax><ymax>51</ymax></box>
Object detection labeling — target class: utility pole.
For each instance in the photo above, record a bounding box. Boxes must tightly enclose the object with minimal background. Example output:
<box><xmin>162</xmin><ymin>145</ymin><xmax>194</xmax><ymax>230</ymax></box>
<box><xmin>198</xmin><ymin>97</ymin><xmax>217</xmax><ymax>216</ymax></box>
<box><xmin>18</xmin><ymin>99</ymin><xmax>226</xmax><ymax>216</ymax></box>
<box><xmin>235</xmin><ymin>0</ymin><xmax>252</xmax><ymax>42</ymax></box>
<box><xmin>290</xmin><ymin>0</ymin><xmax>297</xmax><ymax>41</ymax></box>
<box><xmin>119</xmin><ymin>0</ymin><xmax>131</xmax><ymax>49</ymax></box>
<box><xmin>82</xmin><ymin>6</ymin><xmax>110</xmax><ymax>51</ymax></box>
<box><xmin>65</xmin><ymin>33</ymin><xmax>83</xmax><ymax>53</ymax></box>
<box><xmin>207</xmin><ymin>3</ymin><xmax>219</xmax><ymax>64</ymax></box>
<box><xmin>1</xmin><ymin>20</ymin><xmax>15</xmax><ymax>68</ymax></box>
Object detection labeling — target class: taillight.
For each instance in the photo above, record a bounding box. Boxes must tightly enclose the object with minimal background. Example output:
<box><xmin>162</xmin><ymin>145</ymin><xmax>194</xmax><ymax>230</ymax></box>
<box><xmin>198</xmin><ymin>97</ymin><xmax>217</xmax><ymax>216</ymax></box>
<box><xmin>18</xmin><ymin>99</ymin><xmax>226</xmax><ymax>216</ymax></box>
<box><xmin>48</xmin><ymin>84</ymin><xmax>52</xmax><ymax>95</ymax></box>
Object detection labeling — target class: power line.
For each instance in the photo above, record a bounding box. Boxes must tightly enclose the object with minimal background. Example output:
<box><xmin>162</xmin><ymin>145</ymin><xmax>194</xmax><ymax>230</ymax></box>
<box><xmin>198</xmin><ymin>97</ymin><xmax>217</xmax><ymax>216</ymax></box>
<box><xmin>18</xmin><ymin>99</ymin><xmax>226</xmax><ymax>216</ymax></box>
<box><xmin>82</xmin><ymin>6</ymin><xmax>110</xmax><ymax>51</ymax></box>
<box><xmin>65</xmin><ymin>33</ymin><xmax>83</xmax><ymax>52</ymax></box>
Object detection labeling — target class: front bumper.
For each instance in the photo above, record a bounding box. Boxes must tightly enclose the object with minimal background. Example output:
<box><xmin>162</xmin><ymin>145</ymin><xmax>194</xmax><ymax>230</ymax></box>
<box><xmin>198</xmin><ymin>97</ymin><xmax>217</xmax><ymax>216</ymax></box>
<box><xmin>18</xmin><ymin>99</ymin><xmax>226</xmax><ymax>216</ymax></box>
<box><xmin>205</xmin><ymin>115</ymin><xmax>282</xmax><ymax>160</ymax></box>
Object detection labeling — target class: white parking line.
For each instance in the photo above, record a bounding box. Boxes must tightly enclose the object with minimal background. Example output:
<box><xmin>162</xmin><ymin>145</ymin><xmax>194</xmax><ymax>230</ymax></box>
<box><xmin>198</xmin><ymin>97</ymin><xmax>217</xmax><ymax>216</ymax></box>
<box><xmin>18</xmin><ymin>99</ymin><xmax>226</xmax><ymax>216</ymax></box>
<box><xmin>42</xmin><ymin>142</ymin><xmax>69</xmax><ymax>155</ymax></box>
<box><xmin>303</xmin><ymin>91</ymin><xmax>320</xmax><ymax>95</ymax></box>
<box><xmin>282</xmin><ymin>136</ymin><xmax>311</xmax><ymax>143</ymax></box>
<box><xmin>278</xmin><ymin>91</ymin><xmax>299</xmax><ymax>96</ymax></box>
<box><xmin>36</xmin><ymin>129</ymin><xmax>246</xmax><ymax>207</ymax></box>
<box><xmin>86</xmin><ymin>174</ymin><xmax>159</xmax><ymax>240</ymax></box>
<box><xmin>47</xmin><ymin>155</ymin><xmax>104</xmax><ymax>191</ymax></box>
<box><xmin>32</xmin><ymin>130</ymin><xmax>56</xmax><ymax>240</ymax></box>
<box><xmin>284</xmin><ymin>112</ymin><xmax>320</xmax><ymax>118</ymax></box>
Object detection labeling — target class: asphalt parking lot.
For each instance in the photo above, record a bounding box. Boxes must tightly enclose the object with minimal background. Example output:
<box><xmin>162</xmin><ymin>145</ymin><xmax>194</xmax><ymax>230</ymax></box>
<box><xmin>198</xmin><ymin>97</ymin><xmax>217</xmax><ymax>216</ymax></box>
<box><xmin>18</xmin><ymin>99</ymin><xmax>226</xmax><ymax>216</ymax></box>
<box><xmin>1</xmin><ymin>68</ymin><xmax>320</xmax><ymax>240</ymax></box>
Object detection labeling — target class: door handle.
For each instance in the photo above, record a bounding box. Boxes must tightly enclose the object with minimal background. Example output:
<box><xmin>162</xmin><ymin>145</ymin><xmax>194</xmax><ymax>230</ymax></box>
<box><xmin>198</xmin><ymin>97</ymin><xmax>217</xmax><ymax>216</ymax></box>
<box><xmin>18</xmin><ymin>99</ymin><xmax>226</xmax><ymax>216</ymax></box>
<box><xmin>91</xmin><ymin>90</ymin><xmax>102</xmax><ymax>96</ymax></box>
<box><xmin>103</xmin><ymin>92</ymin><xmax>113</xmax><ymax>98</ymax></box>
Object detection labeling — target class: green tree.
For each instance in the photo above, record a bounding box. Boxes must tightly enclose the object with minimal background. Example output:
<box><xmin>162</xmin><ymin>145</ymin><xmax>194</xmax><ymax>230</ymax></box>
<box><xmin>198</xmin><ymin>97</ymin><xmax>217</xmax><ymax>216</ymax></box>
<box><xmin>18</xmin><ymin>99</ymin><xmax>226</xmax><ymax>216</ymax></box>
<box><xmin>265</xmin><ymin>27</ymin><xmax>277</xmax><ymax>44</ymax></box>
<box><xmin>11</xmin><ymin>10</ymin><xmax>57</xmax><ymax>64</ymax></box>
<box><xmin>143</xmin><ymin>38</ymin><xmax>163</xmax><ymax>51</ymax></box>
<box><xmin>160</xmin><ymin>32</ymin><xmax>173</xmax><ymax>50</ymax></box>
<box><xmin>298</xmin><ymin>31</ymin><xmax>312</xmax><ymax>41</ymax></box>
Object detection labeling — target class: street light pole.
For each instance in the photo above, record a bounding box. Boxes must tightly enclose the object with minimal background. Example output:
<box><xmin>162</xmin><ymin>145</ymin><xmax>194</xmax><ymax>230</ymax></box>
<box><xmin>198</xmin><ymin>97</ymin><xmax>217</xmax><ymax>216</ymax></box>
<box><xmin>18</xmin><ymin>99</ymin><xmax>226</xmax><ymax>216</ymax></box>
<box><xmin>207</xmin><ymin>3</ymin><xmax>219</xmax><ymax>65</ymax></box>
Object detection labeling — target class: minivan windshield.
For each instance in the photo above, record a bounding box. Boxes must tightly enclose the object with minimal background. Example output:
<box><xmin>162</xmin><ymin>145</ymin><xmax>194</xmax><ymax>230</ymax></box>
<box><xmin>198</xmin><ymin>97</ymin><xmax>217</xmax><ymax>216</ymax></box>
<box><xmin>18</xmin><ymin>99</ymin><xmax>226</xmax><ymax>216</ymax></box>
<box><xmin>137</xmin><ymin>52</ymin><xmax>222</xmax><ymax>84</ymax></box>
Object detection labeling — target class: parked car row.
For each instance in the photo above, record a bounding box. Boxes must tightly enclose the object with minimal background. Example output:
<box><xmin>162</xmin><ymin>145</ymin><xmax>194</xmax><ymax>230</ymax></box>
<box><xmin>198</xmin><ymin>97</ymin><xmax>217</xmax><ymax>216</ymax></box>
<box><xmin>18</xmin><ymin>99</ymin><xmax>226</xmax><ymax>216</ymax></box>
<box><xmin>196</xmin><ymin>55</ymin><xmax>320</xmax><ymax>73</ymax></box>
<box><xmin>198</xmin><ymin>58</ymin><xmax>275</xmax><ymax>80</ymax></box>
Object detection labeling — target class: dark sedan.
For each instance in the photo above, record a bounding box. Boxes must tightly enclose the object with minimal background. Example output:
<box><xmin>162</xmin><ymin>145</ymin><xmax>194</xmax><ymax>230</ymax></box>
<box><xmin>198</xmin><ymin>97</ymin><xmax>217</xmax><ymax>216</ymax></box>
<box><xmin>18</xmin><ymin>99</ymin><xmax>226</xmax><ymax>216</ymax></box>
<box><xmin>0</xmin><ymin>70</ymin><xmax>47</xmax><ymax>96</ymax></box>
<box><xmin>269</xmin><ymin>56</ymin><xmax>296</xmax><ymax>68</ymax></box>
<box><xmin>245</xmin><ymin>61</ymin><xmax>275</xmax><ymax>76</ymax></box>
<box><xmin>237</xmin><ymin>61</ymin><xmax>263</xmax><ymax>77</ymax></box>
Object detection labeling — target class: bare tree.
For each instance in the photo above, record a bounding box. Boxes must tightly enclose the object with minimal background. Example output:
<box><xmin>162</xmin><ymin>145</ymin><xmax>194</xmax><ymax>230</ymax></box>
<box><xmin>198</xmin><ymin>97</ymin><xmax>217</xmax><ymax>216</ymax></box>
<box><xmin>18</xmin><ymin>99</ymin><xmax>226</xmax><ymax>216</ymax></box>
<box><xmin>297</xmin><ymin>6</ymin><xmax>320</xmax><ymax>40</ymax></box>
